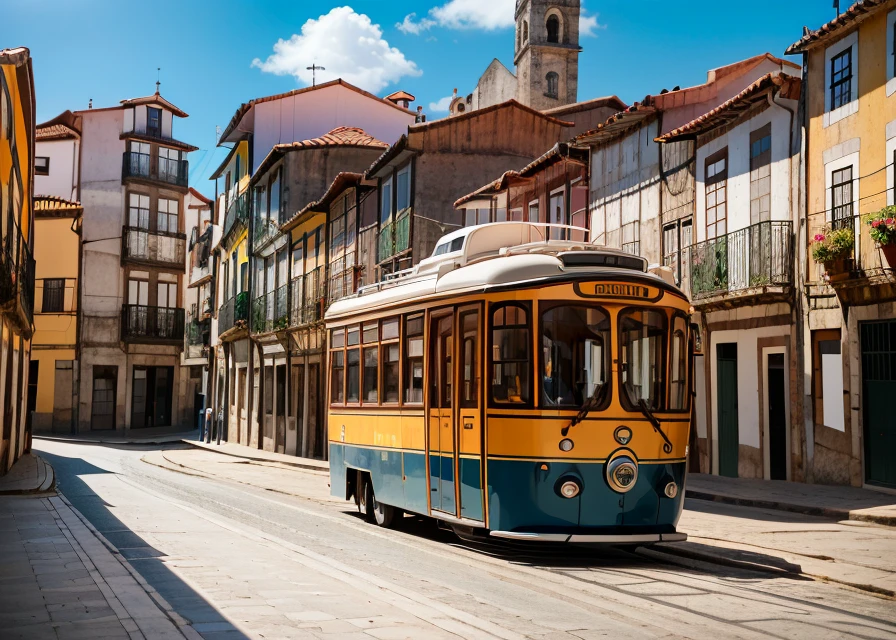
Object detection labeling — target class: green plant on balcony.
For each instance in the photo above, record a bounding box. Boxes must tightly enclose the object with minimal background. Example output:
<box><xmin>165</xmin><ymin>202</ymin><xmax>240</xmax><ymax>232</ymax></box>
<box><xmin>865</xmin><ymin>206</ymin><xmax>896</xmax><ymax>268</ymax></box>
<box><xmin>234</xmin><ymin>291</ymin><xmax>249</xmax><ymax>322</ymax></box>
<box><xmin>812</xmin><ymin>226</ymin><xmax>854</xmax><ymax>281</ymax></box>
<box><xmin>749</xmin><ymin>274</ymin><xmax>771</xmax><ymax>287</ymax></box>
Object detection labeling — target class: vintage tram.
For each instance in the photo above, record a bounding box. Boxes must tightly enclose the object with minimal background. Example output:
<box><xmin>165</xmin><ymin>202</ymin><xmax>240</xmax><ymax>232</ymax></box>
<box><xmin>325</xmin><ymin>222</ymin><xmax>692</xmax><ymax>543</ymax></box>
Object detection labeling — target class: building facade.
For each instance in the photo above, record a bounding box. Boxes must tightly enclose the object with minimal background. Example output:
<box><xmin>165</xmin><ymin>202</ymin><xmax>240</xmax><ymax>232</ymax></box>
<box><xmin>76</xmin><ymin>91</ymin><xmax>196</xmax><ymax>433</ymax></box>
<box><xmin>0</xmin><ymin>47</ymin><xmax>36</xmax><ymax>474</ymax></box>
<box><xmin>788</xmin><ymin>0</ymin><xmax>896</xmax><ymax>489</ymax></box>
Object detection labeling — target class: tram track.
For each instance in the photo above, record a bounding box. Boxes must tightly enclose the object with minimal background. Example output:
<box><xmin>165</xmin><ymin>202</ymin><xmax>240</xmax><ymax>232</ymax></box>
<box><xmin>125</xmin><ymin>450</ymin><xmax>896</xmax><ymax>639</ymax></box>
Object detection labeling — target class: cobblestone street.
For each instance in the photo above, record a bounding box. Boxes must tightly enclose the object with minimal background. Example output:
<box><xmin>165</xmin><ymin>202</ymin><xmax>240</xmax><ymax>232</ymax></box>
<box><xmin>22</xmin><ymin>440</ymin><xmax>896</xmax><ymax>640</ymax></box>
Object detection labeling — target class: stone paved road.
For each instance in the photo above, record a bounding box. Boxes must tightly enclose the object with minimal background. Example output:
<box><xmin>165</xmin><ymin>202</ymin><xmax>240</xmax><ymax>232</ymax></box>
<box><xmin>33</xmin><ymin>440</ymin><xmax>896</xmax><ymax>640</ymax></box>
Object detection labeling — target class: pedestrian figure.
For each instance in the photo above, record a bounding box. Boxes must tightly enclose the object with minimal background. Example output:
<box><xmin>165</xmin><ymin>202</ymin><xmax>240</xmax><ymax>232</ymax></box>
<box><xmin>216</xmin><ymin>407</ymin><xmax>225</xmax><ymax>445</ymax></box>
<box><xmin>205</xmin><ymin>406</ymin><xmax>213</xmax><ymax>443</ymax></box>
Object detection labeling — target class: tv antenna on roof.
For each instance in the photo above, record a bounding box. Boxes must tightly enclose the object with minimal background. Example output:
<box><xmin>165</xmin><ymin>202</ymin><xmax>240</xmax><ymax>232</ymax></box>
<box><xmin>156</xmin><ymin>67</ymin><xmax>161</xmax><ymax>94</ymax></box>
<box><xmin>833</xmin><ymin>0</ymin><xmax>840</xmax><ymax>17</ymax></box>
<box><xmin>307</xmin><ymin>63</ymin><xmax>325</xmax><ymax>87</ymax></box>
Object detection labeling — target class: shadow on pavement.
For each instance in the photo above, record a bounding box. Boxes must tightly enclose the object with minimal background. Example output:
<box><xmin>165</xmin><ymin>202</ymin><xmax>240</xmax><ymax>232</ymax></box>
<box><xmin>38</xmin><ymin>449</ymin><xmax>250</xmax><ymax>640</ymax></box>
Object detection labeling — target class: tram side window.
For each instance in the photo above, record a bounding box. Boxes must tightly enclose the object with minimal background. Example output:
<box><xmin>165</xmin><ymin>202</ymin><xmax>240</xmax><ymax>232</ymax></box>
<box><xmin>404</xmin><ymin>314</ymin><xmax>424</xmax><ymax>404</ymax></box>
<box><xmin>619</xmin><ymin>309</ymin><xmax>667</xmax><ymax>411</ymax></box>
<box><xmin>346</xmin><ymin>348</ymin><xmax>360</xmax><ymax>403</ymax></box>
<box><xmin>541</xmin><ymin>305</ymin><xmax>610</xmax><ymax>408</ymax></box>
<box><xmin>330</xmin><ymin>350</ymin><xmax>345</xmax><ymax>404</ymax></box>
<box><xmin>363</xmin><ymin>347</ymin><xmax>378</xmax><ymax>403</ymax></box>
<box><xmin>491</xmin><ymin>304</ymin><xmax>530</xmax><ymax>404</ymax></box>
<box><xmin>384</xmin><ymin>344</ymin><xmax>400</xmax><ymax>403</ymax></box>
<box><xmin>460</xmin><ymin>310</ymin><xmax>479</xmax><ymax>408</ymax></box>
<box><xmin>669</xmin><ymin>315</ymin><xmax>688</xmax><ymax>411</ymax></box>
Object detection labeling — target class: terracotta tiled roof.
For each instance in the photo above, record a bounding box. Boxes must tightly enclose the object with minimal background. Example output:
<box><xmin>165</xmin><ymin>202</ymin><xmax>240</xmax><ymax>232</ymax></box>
<box><xmin>219</xmin><ymin>79</ymin><xmax>416</xmax><ymax>144</ymax></box>
<box><xmin>188</xmin><ymin>187</ymin><xmax>212</xmax><ymax>205</ymax></box>
<box><xmin>655</xmin><ymin>72</ymin><xmax>801</xmax><ymax>142</ymax></box>
<box><xmin>385</xmin><ymin>90</ymin><xmax>416</xmax><ymax>102</ymax></box>
<box><xmin>572</xmin><ymin>102</ymin><xmax>658</xmax><ymax>147</ymax></box>
<box><xmin>36</xmin><ymin>111</ymin><xmax>80</xmax><ymax>140</ymax></box>
<box><xmin>786</xmin><ymin>0</ymin><xmax>890</xmax><ymax>54</ymax></box>
<box><xmin>119</xmin><ymin>92</ymin><xmax>188</xmax><ymax>118</ymax></box>
<box><xmin>34</xmin><ymin>195</ymin><xmax>82</xmax><ymax>217</ymax></box>
<box><xmin>454</xmin><ymin>170</ymin><xmax>524</xmax><ymax>207</ymax></box>
<box><xmin>252</xmin><ymin>127</ymin><xmax>389</xmax><ymax>184</ymax></box>
<box><xmin>542</xmin><ymin>95</ymin><xmax>628</xmax><ymax>116</ymax></box>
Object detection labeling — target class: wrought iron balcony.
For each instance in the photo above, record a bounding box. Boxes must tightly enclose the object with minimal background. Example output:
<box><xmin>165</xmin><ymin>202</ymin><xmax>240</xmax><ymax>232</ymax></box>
<box><xmin>377</xmin><ymin>211</ymin><xmax>411</xmax><ymax>263</ymax></box>
<box><xmin>290</xmin><ymin>266</ymin><xmax>326</xmax><ymax>328</ymax></box>
<box><xmin>122</xmin><ymin>226</ymin><xmax>187</xmax><ymax>269</ymax></box>
<box><xmin>689</xmin><ymin>221</ymin><xmax>793</xmax><ymax>301</ymax></box>
<box><xmin>122</xmin><ymin>151</ymin><xmax>188</xmax><ymax>187</ymax></box>
<box><xmin>218</xmin><ymin>291</ymin><xmax>249</xmax><ymax>336</ymax></box>
<box><xmin>120</xmin><ymin>304</ymin><xmax>185</xmax><ymax>343</ymax></box>
<box><xmin>253</xmin><ymin>215</ymin><xmax>281</xmax><ymax>251</ymax></box>
<box><xmin>222</xmin><ymin>193</ymin><xmax>248</xmax><ymax>241</ymax></box>
<box><xmin>250</xmin><ymin>284</ymin><xmax>289</xmax><ymax>335</ymax></box>
<box><xmin>185</xmin><ymin>309</ymin><xmax>210</xmax><ymax>359</ymax></box>
<box><xmin>0</xmin><ymin>214</ymin><xmax>35</xmax><ymax>331</ymax></box>
<box><xmin>328</xmin><ymin>252</ymin><xmax>357</xmax><ymax>303</ymax></box>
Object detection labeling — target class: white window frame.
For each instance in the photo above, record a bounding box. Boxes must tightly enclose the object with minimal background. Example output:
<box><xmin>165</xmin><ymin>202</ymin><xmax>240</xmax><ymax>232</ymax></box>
<box><xmin>824</xmin><ymin>31</ymin><xmax>859</xmax><ymax>127</ymax></box>
<box><xmin>824</xmin><ymin>151</ymin><xmax>859</xmax><ymax>225</ymax></box>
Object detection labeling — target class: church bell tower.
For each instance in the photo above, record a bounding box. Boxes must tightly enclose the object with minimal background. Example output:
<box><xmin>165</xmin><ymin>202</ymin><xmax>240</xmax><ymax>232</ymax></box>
<box><xmin>514</xmin><ymin>0</ymin><xmax>581</xmax><ymax>111</ymax></box>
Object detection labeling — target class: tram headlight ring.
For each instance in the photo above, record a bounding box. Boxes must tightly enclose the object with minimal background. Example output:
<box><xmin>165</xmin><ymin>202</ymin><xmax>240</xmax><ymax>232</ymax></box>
<box><xmin>606</xmin><ymin>456</ymin><xmax>638</xmax><ymax>493</ymax></box>
<box><xmin>664</xmin><ymin>481</ymin><xmax>678</xmax><ymax>499</ymax></box>
<box><xmin>559</xmin><ymin>438</ymin><xmax>574</xmax><ymax>452</ymax></box>
<box><xmin>559</xmin><ymin>479</ymin><xmax>581</xmax><ymax>499</ymax></box>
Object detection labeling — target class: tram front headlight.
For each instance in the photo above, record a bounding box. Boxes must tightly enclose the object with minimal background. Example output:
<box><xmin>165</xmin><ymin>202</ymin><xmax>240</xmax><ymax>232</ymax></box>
<box><xmin>664</xmin><ymin>481</ymin><xmax>678</xmax><ymax>499</ymax></box>
<box><xmin>606</xmin><ymin>456</ymin><xmax>638</xmax><ymax>493</ymax></box>
<box><xmin>558</xmin><ymin>438</ymin><xmax>574</xmax><ymax>452</ymax></box>
<box><xmin>559</xmin><ymin>479</ymin><xmax>581</xmax><ymax>499</ymax></box>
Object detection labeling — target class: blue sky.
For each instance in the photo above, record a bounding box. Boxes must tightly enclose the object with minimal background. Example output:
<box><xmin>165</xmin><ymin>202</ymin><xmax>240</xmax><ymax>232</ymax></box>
<box><xmin>7</xmin><ymin>1</ymin><xmax>835</xmax><ymax>197</ymax></box>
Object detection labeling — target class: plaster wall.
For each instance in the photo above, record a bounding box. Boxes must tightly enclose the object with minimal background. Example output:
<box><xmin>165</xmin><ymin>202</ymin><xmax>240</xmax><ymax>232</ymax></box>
<box><xmin>35</xmin><ymin>139</ymin><xmax>78</xmax><ymax>200</ymax></box>
<box><xmin>252</xmin><ymin>85</ymin><xmax>415</xmax><ymax>173</ymax></box>
<box><xmin>475</xmin><ymin>60</ymin><xmax>517</xmax><ymax>110</ymax></box>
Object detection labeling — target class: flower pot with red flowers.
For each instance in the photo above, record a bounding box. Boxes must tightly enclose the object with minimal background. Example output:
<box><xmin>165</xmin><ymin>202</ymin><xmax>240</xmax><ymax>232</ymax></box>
<box><xmin>812</xmin><ymin>226</ymin><xmax>855</xmax><ymax>282</ymax></box>
<box><xmin>865</xmin><ymin>206</ymin><xmax>896</xmax><ymax>269</ymax></box>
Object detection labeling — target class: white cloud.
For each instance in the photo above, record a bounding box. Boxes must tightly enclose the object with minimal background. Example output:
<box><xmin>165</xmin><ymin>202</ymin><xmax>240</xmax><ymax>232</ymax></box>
<box><xmin>428</xmin><ymin>95</ymin><xmax>454</xmax><ymax>112</ymax></box>
<box><xmin>429</xmin><ymin>0</ymin><xmax>515</xmax><ymax>30</ymax></box>
<box><xmin>398</xmin><ymin>0</ymin><xmax>605</xmax><ymax>37</ymax></box>
<box><xmin>252</xmin><ymin>6</ymin><xmax>421</xmax><ymax>93</ymax></box>
<box><xmin>396</xmin><ymin>12</ymin><xmax>437</xmax><ymax>35</ymax></box>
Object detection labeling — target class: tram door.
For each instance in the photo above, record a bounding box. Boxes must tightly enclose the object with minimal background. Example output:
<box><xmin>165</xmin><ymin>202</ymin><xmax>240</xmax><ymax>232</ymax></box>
<box><xmin>456</xmin><ymin>306</ymin><xmax>483</xmax><ymax>522</ymax></box>
<box><xmin>428</xmin><ymin>312</ymin><xmax>455</xmax><ymax>514</ymax></box>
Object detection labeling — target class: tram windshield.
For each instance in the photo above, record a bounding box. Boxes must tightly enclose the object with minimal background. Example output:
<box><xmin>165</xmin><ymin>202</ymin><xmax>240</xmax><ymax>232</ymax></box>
<box><xmin>541</xmin><ymin>306</ymin><xmax>611</xmax><ymax>408</ymax></box>
<box><xmin>619</xmin><ymin>309</ymin><xmax>667</xmax><ymax>411</ymax></box>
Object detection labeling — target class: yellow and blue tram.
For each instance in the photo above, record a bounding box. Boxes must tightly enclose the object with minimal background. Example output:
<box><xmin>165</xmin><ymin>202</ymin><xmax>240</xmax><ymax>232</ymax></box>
<box><xmin>325</xmin><ymin>222</ymin><xmax>692</xmax><ymax>543</ymax></box>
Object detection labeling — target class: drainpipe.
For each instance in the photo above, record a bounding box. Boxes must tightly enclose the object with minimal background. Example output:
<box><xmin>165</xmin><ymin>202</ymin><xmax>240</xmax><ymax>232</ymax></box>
<box><xmin>768</xmin><ymin>81</ymin><xmax>807</xmax><ymax>482</ymax></box>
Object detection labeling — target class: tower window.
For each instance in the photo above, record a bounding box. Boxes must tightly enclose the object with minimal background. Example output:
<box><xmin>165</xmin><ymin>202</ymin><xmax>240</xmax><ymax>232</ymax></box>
<box><xmin>523</xmin><ymin>21</ymin><xmax>529</xmax><ymax>43</ymax></box>
<box><xmin>546</xmin><ymin>72</ymin><xmax>559</xmax><ymax>99</ymax></box>
<box><xmin>546</xmin><ymin>15</ymin><xmax>560</xmax><ymax>43</ymax></box>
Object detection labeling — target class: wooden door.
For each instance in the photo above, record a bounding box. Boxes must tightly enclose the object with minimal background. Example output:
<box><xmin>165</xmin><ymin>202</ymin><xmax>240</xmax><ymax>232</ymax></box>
<box><xmin>716</xmin><ymin>343</ymin><xmax>739</xmax><ymax>477</ymax></box>
<box><xmin>861</xmin><ymin>321</ymin><xmax>896</xmax><ymax>488</ymax></box>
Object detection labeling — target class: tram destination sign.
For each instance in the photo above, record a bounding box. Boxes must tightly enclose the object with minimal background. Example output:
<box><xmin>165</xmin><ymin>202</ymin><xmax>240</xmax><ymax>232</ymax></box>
<box><xmin>573</xmin><ymin>282</ymin><xmax>663</xmax><ymax>301</ymax></box>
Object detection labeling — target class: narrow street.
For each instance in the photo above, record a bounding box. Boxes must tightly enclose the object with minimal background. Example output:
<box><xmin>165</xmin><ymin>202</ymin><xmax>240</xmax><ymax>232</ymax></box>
<box><xmin>31</xmin><ymin>439</ymin><xmax>896</xmax><ymax>640</ymax></box>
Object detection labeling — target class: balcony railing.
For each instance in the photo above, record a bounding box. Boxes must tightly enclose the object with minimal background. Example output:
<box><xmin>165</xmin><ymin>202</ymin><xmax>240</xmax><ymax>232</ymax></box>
<box><xmin>223</xmin><ymin>193</ymin><xmax>248</xmax><ymax>240</ymax></box>
<box><xmin>122</xmin><ymin>151</ymin><xmax>188</xmax><ymax>187</ymax></box>
<box><xmin>122</xmin><ymin>226</ymin><xmax>187</xmax><ymax>269</ymax></box>
<box><xmin>185</xmin><ymin>309</ymin><xmax>210</xmax><ymax>359</ymax></box>
<box><xmin>0</xmin><ymin>213</ymin><xmax>35</xmax><ymax>328</ymax></box>
<box><xmin>253</xmin><ymin>215</ymin><xmax>281</xmax><ymax>250</ymax></box>
<box><xmin>218</xmin><ymin>291</ymin><xmax>249</xmax><ymax>336</ymax></box>
<box><xmin>290</xmin><ymin>266</ymin><xmax>326</xmax><ymax>327</ymax></box>
<box><xmin>328</xmin><ymin>252</ymin><xmax>356</xmax><ymax>303</ymax></box>
<box><xmin>689</xmin><ymin>221</ymin><xmax>793</xmax><ymax>300</ymax></box>
<box><xmin>378</xmin><ymin>211</ymin><xmax>411</xmax><ymax>263</ymax></box>
<box><xmin>121</xmin><ymin>305</ymin><xmax>185</xmax><ymax>343</ymax></box>
<box><xmin>250</xmin><ymin>284</ymin><xmax>290</xmax><ymax>335</ymax></box>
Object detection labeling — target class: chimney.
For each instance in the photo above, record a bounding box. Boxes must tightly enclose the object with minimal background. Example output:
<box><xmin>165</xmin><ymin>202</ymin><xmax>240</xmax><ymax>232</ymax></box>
<box><xmin>88</xmin><ymin>98</ymin><xmax>93</xmax><ymax>109</ymax></box>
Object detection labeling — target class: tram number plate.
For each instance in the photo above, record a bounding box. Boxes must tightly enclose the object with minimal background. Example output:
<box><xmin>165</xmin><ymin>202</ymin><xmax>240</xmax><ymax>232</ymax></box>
<box><xmin>575</xmin><ymin>282</ymin><xmax>658</xmax><ymax>300</ymax></box>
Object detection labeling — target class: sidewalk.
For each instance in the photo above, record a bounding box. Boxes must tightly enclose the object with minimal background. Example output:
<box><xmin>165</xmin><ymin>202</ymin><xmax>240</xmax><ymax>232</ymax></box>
<box><xmin>185</xmin><ymin>439</ymin><xmax>329</xmax><ymax>473</ymax></box>
<box><xmin>36</xmin><ymin>428</ymin><xmax>201</xmax><ymax>447</ymax></box>
<box><xmin>0</xmin><ymin>453</ymin><xmax>55</xmax><ymax>495</ymax></box>
<box><xmin>687</xmin><ymin>473</ymin><xmax>896</xmax><ymax>527</ymax></box>
<box><xmin>0</xmin><ymin>492</ymin><xmax>192</xmax><ymax>639</ymax></box>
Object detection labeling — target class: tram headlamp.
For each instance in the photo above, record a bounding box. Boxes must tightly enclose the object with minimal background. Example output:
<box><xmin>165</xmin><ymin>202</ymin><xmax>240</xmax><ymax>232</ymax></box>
<box><xmin>559</xmin><ymin>480</ymin><xmax>581</xmax><ymax>499</ymax></box>
<box><xmin>664</xmin><ymin>481</ymin><xmax>678</xmax><ymax>499</ymax></box>
<box><xmin>559</xmin><ymin>438</ymin><xmax>574</xmax><ymax>452</ymax></box>
<box><xmin>606</xmin><ymin>456</ymin><xmax>638</xmax><ymax>493</ymax></box>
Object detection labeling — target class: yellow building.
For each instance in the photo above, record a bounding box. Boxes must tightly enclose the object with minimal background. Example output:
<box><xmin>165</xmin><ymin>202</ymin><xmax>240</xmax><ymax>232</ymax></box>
<box><xmin>210</xmin><ymin>140</ymin><xmax>251</xmax><ymax>444</ymax></box>
<box><xmin>31</xmin><ymin>196</ymin><xmax>81</xmax><ymax>433</ymax></box>
<box><xmin>0</xmin><ymin>47</ymin><xmax>36</xmax><ymax>474</ymax></box>
<box><xmin>787</xmin><ymin>0</ymin><xmax>896</xmax><ymax>488</ymax></box>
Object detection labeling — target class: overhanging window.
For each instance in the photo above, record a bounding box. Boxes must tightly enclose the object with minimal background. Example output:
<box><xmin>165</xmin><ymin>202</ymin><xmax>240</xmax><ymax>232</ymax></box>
<box><xmin>830</xmin><ymin>48</ymin><xmax>853</xmax><ymax>110</ymax></box>
<box><xmin>750</xmin><ymin>124</ymin><xmax>772</xmax><ymax>224</ymax></box>
<box><xmin>705</xmin><ymin>149</ymin><xmax>728</xmax><ymax>240</ymax></box>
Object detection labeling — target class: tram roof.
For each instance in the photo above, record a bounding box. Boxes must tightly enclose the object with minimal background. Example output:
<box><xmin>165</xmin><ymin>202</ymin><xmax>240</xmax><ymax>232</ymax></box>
<box><xmin>325</xmin><ymin>222</ymin><xmax>682</xmax><ymax>321</ymax></box>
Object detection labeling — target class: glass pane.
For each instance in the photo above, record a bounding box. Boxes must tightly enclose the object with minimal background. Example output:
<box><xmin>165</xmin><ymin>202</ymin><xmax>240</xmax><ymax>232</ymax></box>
<box><xmin>346</xmin><ymin>349</ymin><xmax>360</xmax><ymax>403</ymax></box>
<box><xmin>381</xmin><ymin>317</ymin><xmax>400</xmax><ymax>340</ymax></box>
<box><xmin>669</xmin><ymin>316</ymin><xmax>688</xmax><ymax>411</ymax></box>
<box><xmin>384</xmin><ymin>344</ymin><xmax>400</xmax><ymax>403</ymax></box>
<box><xmin>541</xmin><ymin>306</ymin><xmax>611</xmax><ymax>407</ymax></box>
<box><xmin>491</xmin><ymin>305</ymin><xmax>529</xmax><ymax>404</ymax></box>
<box><xmin>619</xmin><ymin>309</ymin><xmax>668</xmax><ymax>410</ymax></box>
<box><xmin>363</xmin><ymin>322</ymin><xmax>378</xmax><ymax>344</ymax></box>
<box><xmin>330</xmin><ymin>351</ymin><xmax>344</xmax><ymax>403</ymax></box>
<box><xmin>363</xmin><ymin>347</ymin><xmax>378</xmax><ymax>403</ymax></box>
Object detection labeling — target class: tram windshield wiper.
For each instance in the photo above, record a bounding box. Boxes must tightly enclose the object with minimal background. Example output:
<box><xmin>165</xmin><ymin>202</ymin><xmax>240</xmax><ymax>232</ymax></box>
<box><xmin>561</xmin><ymin>382</ymin><xmax>605</xmax><ymax>436</ymax></box>
<box><xmin>637</xmin><ymin>398</ymin><xmax>673</xmax><ymax>454</ymax></box>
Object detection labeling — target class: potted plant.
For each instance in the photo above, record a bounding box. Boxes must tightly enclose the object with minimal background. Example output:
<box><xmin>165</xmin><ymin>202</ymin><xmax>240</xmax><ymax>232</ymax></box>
<box><xmin>865</xmin><ymin>206</ymin><xmax>896</xmax><ymax>268</ymax></box>
<box><xmin>812</xmin><ymin>226</ymin><xmax>855</xmax><ymax>281</ymax></box>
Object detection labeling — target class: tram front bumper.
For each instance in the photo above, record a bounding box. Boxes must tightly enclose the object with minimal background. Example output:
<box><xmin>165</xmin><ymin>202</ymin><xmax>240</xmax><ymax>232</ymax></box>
<box><xmin>488</xmin><ymin>531</ymin><xmax>688</xmax><ymax>544</ymax></box>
